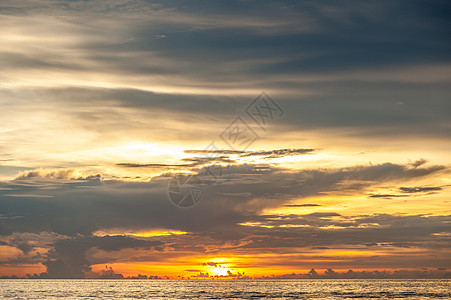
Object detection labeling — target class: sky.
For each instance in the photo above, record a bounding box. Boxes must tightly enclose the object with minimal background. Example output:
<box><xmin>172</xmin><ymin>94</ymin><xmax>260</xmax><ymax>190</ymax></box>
<box><xmin>0</xmin><ymin>0</ymin><xmax>450</xmax><ymax>279</ymax></box>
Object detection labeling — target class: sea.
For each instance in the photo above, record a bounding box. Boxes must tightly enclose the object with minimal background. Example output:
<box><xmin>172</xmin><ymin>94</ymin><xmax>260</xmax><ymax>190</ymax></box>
<box><xmin>0</xmin><ymin>279</ymin><xmax>450</xmax><ymax>299</ymax></box>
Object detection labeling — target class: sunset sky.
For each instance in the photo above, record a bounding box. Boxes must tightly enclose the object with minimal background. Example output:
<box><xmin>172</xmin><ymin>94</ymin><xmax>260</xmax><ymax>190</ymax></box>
<box><xmin>0</xmin><ymin>0</ymin><xmax>450</xmax><ymax>279</ymax></box>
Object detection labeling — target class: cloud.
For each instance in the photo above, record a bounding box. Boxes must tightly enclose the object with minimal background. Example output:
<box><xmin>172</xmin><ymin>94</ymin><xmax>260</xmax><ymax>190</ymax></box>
<box><xmin>0</xmin><ymin>161</ymin><xmax>445</xmax><ymax>238</ymax></box>
<box><xmin>284</xmin><ymin>204</ymin><xmax>321</xmax><ymax>207</ymax></box>
<box><xmin>399</xmin><ymin>186</ymin><xmax>442</xmax><ymax>193</ymax></box>
<box><xmin>241</xmin><ymin>149</ymin><xmax>316</xmax><ymax>158</ymax></box>
<box><xmin>193</xmin><ymin>272</ymin><xmax>209</xmax><ymax>278</ymax></box>
<box><xmin>37</xmin><ymin>235</ymin><xmax>163</xmax><ymax>278</ymax></box>
<box><xmin>184</xmin><ymin>148</ymin><xmax>315</xmax><ymax>159</ymax></box>
<box><xmin>1</xmin><ymin>161</ymin><xmax>448</xmax><ymax>275</ymax></box>
<box><xmin>90</xmin><ymin>265</ymin><xmax>124</xmax><ymax>279</ymax></box>
<box><xmin>369</xmin><ymin>185</ymin><xmax>444</xmax><ymax>199</ymax></box>
<box><xmin>1</xmin><ymin>0</ymin><xmax>450</xmax><ymax>107</ymax></box>
<box><xmin>369</xmin><ymin>194</ymin><xmax>406</xmax><ymax>199</ymax></box>
<box><xmin>410</xmin><ymin>159</ymin><xmax>428</xmax><ymax>168</ymax></box>
<box><xmin>15</xmin><ymin>168</ymin><xmax>76</xmax><ymax>180</ymax></box>
<box><xmin>15</xmin><ymin>168</ymin><xmax>103</xmax><ymax>181</ymax></box>
<box><xmin>225</xmin><ymin>270</ymin><xmax>247</xmax><ymax>278</ymax></box>
<box><xmin>116</xmin><ymin>163</ymin><xmax>192</xmax><ymax>168</ymax></box>
<box><xmin>262</xmin><ymin>268</ymin><xmax>451</xmax><ymax>279</ymax></box>
<box><xmin>234</xmin><ymin>213</ymin><xmax>451</xmax><ymax>257</ymax></box>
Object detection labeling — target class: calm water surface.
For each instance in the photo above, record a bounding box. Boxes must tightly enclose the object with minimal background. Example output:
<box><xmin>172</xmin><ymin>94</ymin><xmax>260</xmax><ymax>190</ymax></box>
<box><xmin>0</xmin><ymin>279</ymin><xmax>450</xmax><ymax>299</ymax></box>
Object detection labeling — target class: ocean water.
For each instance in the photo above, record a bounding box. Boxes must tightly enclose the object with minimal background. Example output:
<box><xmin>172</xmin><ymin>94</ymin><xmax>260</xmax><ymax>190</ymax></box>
<box><xmin>0</xmin><ymin>279</ymin><xmax>450</xmax><ymax>299</ymax></box>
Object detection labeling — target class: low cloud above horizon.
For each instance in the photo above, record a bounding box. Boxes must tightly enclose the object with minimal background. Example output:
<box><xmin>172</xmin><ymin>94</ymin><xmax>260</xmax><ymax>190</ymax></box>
<box><xmin>0</xmin><ymin>0</ymin><xmax>450</xmax><ymax>279</ymax></box>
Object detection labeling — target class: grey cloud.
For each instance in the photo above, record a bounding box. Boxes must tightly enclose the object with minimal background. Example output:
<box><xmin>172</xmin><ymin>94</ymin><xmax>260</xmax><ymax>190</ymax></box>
<box><xmin>3</xmin><ymin>84</ymin><xmax>450</xmax><ymax>146</ymax></box>
<box><xmin>117</xmin><ymin>163</ymin><xmax>192</xmax><ymax>168</ymax></box>
<box><xmin>117</xmin><ymin>148</ymin><xmax>315</xmax><ymax>171</ymax></box>
<box><xmin>284</xmin><ymin>204</ymin><xmax>321</xmax><ymax>207</ymax></box>
<box><xmin>0</xmin><ymin>162</ymin><xmax>445</xmax><ymax>241</ymax></box>
<box><xmin>369</xmin><ymin>194</ymin><xmax>406</xmax><ymax>199</ymax></box>
<box><xmin>1</xmin><ymin>0</ymin><xmax>450</xmax><ymax>142</ymax></box>
<box><xmin>263</xmin><ymin>269</ymin><xmax>451</xmax><ymax>279</ymax></box>
<box><xmin>38</xmin><ymin>235</ymin><xmax>163</xmax><ymax>279</ymax></box>
<box><xmin>1</xmin><ymin>0</ymin><xmax>450</xmax><ymax>279</ymax></box>
<box><xmin>410</xmin><ymin>159</ymin><xmax>428</xmax><ymax>168</ymax></box>
<box><xmin>369</xmin><ymin>185</ymin><xmax>444</xmax><ymax>199</ymax></box>
<box><xmin>2</xmin><ymin>0</ymin><xmax>450</xmax><ymax>86</ymax></box>
<box><xmin>193</xmin><ymin>272</ymin><xmax>209</xmax><ymax>278</ymax></box>
<box><xmin>240</xmin><ymin>149</ymin><xmax>315</xmax><ymax>158</ymax></box>
<box><xmin>1</xmin><ymin>164</ymin><xmax>449</xmax><ymax>272</ymax></box>
<box><xmin>399</xmin><ymin>186</ymin><xmax>443</xmax><ymax>193</ymax></box>
<box><xmin>210</xmin><ymin>214</ymin><xmax>451</xmax><ymax>270</ymax></box>
<box><xmin>15</xmin><ymin>169</ymin><xmax>75</xmax><ymax>180</ymax></box>
<box><xmin>203</xmin><ymin>262</ymin><xmax>220</xmax><ymax>267</ymax></box>
<box><xmin>185</xmin><ymin>148</ymin><xmax>315</xmax><ymax>159</ymax></box>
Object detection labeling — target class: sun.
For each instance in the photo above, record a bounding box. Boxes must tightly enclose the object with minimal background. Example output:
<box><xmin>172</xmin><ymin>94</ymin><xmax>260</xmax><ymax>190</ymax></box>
<box><xmin>210</xmin><ymin>267</ymin><xmax>229</xmax><ymax>276</ymax></box>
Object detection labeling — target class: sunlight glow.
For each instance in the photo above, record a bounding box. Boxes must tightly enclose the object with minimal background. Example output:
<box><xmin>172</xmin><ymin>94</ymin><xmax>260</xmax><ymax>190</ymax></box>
<box><xmin>93</xmin><ymin>229</ymin><xmax>188</xmax><ymax>237</ymax></box>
